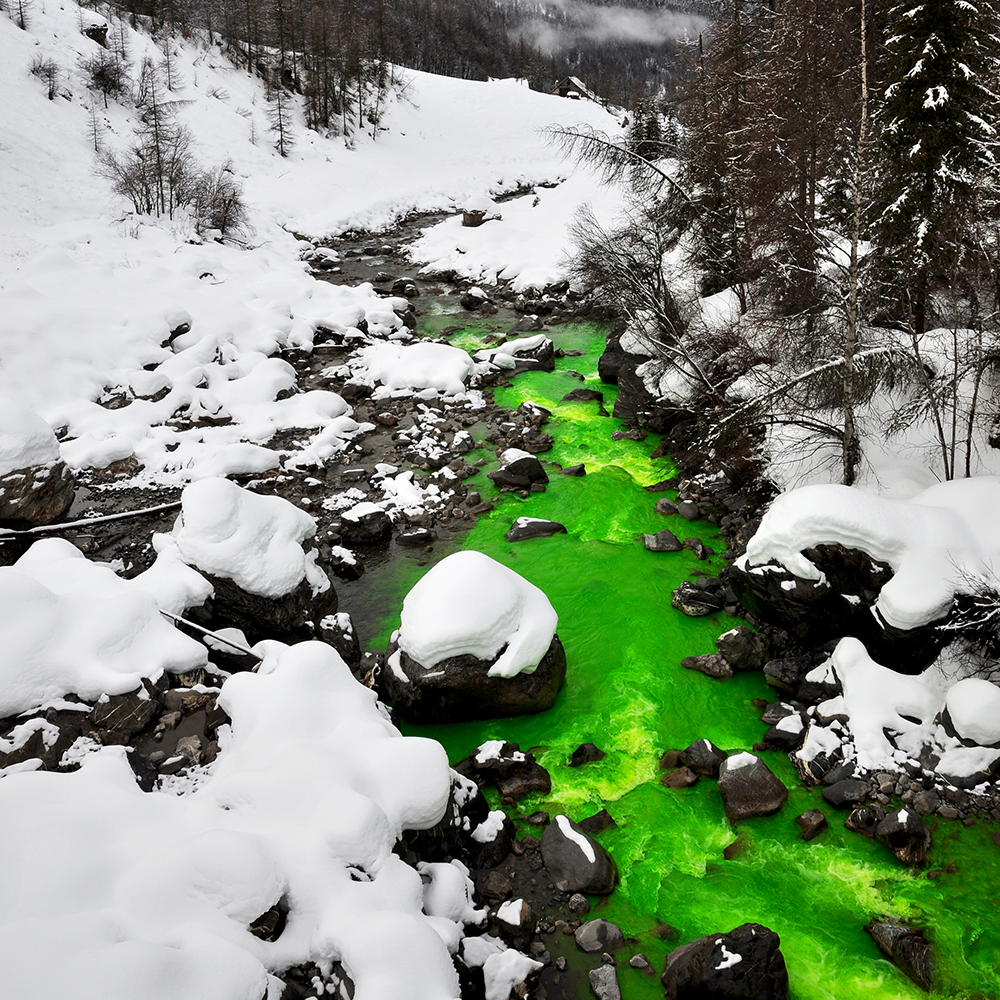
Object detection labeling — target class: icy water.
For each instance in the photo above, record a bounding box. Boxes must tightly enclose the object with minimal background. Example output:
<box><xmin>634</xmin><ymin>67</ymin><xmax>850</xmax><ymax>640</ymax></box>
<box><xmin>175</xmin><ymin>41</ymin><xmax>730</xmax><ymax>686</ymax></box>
<box><xmin>368</xmin><ymin>319</ymin><xmax>1000</xmax><ymax>1000</ymax></box>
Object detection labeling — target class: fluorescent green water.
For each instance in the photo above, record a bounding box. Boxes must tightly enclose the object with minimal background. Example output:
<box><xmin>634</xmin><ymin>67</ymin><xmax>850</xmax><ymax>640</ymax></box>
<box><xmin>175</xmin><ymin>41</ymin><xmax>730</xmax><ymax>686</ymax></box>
<box><xmin>375</xmin><ymin>321</ymin><xmax>1000</xmax><ymax>1000</ymax></box>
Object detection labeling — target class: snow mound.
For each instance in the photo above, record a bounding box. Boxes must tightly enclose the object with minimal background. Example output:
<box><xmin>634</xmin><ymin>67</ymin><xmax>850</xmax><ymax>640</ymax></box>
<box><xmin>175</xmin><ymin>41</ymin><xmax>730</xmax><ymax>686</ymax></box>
<box><xmin>0</xmin><ymin>538</ymin><xmax>207</xmax><ymax>716</ymax></box>
<box><xmin>946</xmin><ymin>677</ymin><xmax>1000</xmax><ymax>746</ymax></box>
<box><xmin>397</xmin><ymin>550</ymin><xmax>558</xmax><ymax>678</ymax></box>
<box><xmin>829</xmin><ymin>637</ymin><xmax>941</xmax><ymax>770</ymax></box>
<box><xmin>158</xmin><ymin>478</ymin><xmax>329</xmax><ymax>598</ymax></box>
<box><xmin>739</xmin><ymin>477</ymin><xmax>1000</xmax><ymax>630</ymax></box>
<box><xmin>353</xmin><ymin>342</ymin><xmax>474</xmax><ymax>397</ymax></box>
<box><xmin>0</xmin><ymin>640</ymin><xmax>460</xmax><ymax>1000</ymax></box>
<box><xmin>0</xmin><ymin>398</ymin><xmax>60</xmax><ymax>476</ymax></box>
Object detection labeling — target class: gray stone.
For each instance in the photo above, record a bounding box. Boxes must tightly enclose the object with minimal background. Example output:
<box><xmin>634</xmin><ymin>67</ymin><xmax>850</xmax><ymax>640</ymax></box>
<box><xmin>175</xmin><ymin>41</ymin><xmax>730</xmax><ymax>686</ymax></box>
<box><xmin>644</xmin><ymin>528</ymin><xmax>683</xmax><ymax>552</ymax></box>
<box><xmin>575</xmin><ymin>918</ymin><xmax>625</xmax><ymax>954</ymax></box>
<box><xmin>672</xmin><ymin>582</ymin><xmax>724</xmax><ymax>616</ymax></box>
<box><xmin>822</xmin><ymin>778</ymin><xmax>870</xmax><ymax>810</ymax></box>
<box><xmin>589</xmin><ymin>965</ymin><xmax>622</xmax><ymax>1000</ymax></box>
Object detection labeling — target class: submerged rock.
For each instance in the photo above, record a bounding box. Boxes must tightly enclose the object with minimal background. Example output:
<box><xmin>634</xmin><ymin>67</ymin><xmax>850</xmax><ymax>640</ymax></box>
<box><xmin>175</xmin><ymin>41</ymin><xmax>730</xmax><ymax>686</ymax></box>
<box><xmin>568</xmin><ymin>742</ymin><xmax>606</xmax><ymax>767</ymax></box>
<box><xmin>717</xmin><ymin>752</ymin><xmax>788</xmax><ymax>824</ymax></box>
<box><xmin>865</xmin><ymin>919</ymin><xmax>933</xmax><ymax>992</ymax></box>
<box><xmin>541</xmin><ymin>814</ymin><xmax>618</xmax><ymax>895</ymax></box>
<box><xmin>661</xmin><ymin>923</ymin><xmax>789</xmax><ymax>1000</ymax></box>
<box><xmin>505</xmin><ymin>517</ymin><xmax>567</xmax><ymax>542</ymax></box>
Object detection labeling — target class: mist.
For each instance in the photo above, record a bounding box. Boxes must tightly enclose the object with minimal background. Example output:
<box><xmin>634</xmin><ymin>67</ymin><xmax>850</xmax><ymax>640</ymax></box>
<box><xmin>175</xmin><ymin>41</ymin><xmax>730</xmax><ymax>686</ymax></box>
<box><xmin>512</xmin><ymin>0</ymin><xmax>708</xmax><ymax>55</ymax></box>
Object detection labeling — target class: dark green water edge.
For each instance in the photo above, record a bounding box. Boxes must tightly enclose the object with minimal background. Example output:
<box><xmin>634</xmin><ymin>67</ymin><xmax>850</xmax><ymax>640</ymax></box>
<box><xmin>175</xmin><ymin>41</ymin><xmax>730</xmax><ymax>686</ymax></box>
<box><xmin>369</xmin><ymin>317</ymin><xmax>1000</xmax><ymax>1000</ymax></box>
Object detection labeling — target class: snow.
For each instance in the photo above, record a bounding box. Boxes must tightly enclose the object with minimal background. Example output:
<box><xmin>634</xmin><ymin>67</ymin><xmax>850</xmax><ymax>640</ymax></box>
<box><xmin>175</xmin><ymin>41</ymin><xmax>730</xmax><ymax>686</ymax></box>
<box><xmin>555</xmin><ymin>814</ymin><xmax>595</xmax><ymax>863</ymax></box>
<box><xmin>0</xmin><ymin>641</ymin><xmax>459</xmax><ymax>1000</ymax></box>
<box><xmin>482</xmin><ymin>949</ymin><xmax>543</xmax><ymax>1000</ymax></box>
<box><xmin>831</xmin><ymin>638</ymin><xmax>941</xmax><ymax>770</ymax></box>
<box><xmin>723</xmin><ymin>752</ymin><xmax>757</xmax><ymax>771</ymax></box>
<box><xmin>945</xmin><ymin>678</ymin><xmax>1000</xmax><ymax>745</ymax></box>
<box><xmin>0</xmin><ymin>398</ymin><xmax>61</xmax><ymax>476</ymax></box>
<box><xmin>397</xmin><ymin>550</ymin><xmax>559</xmax><ymax>678</ymax></box>
<box><xmin>496</xmin><ymin>898</ymin><xmax>524</xmax><ymax>927</ymax></box>
<box><xmin>413</xmin><ymin>169</ymin><xmax>625</xmax><ymax>293</ymax></box>
<box><xmin>715</xmin><ymin>942</ymin><xmax>743</xmax><ymax>971</ymax></box>
<box><xmin>460</xmin><ymin>933</ymin><xmax>506</xmax><ymax>969</ymax></box>
<box><xmin>417</xmin><ymin>860</ymin><xmax>487</xmax><ymax>927</ymax></box>
<box><xmin>352</xmin><ymin>341</ymin><xmax>474</xmax><ymax>397</ymax></box>
<box><xmin>0</xmin><ymin>538</ymin><xmax>207</xmax><ymax>716</ymax></box>
<box><xmin>739</xmin><ymin>477</ymin><xmax>1000</xmax><ymax>631</ymax></box>
<box><xmin>156</xmin><ymin>478</ymin><xmax>329</xmax><ymax>598</ymax></box>
<box><xmin>471</xmin><ymin>810</ymin><xmax>507</xmax><ymax>844</ymax></box>
<box><xmin>474</xmin><ymin>740</ymin><xmax>525</xmax><ymax>764</ymax></box>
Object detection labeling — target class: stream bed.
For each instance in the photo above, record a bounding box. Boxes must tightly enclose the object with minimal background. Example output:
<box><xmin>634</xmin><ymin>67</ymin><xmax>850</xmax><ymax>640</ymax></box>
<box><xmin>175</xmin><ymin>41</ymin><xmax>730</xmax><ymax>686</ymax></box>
<box><xmin>350</xmin><ymin>316</ymin><xmax>1000</xmax><ymax>1000</ymax></box>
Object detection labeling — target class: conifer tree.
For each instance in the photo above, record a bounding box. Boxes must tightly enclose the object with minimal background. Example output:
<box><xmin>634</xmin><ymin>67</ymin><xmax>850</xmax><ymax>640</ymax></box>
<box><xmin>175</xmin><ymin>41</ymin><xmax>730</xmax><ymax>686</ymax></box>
<box><xmin>867</xmin><ymin>0</ymin><xmax>1000</xmax><ymax>333</ymax></box>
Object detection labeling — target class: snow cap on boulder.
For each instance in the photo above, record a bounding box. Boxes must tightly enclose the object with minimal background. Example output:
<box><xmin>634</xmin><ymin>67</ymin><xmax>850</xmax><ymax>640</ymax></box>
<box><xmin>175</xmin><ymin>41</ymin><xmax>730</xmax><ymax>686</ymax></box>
<box><xmin>161</xmin><ymin>477</ymin><xmax>329</xmax><ymax>599</ymax></box>
<box><xmin>397</xmin><ymin>550</ymin><xmax>558</xmax><ymax>678</ymax></box>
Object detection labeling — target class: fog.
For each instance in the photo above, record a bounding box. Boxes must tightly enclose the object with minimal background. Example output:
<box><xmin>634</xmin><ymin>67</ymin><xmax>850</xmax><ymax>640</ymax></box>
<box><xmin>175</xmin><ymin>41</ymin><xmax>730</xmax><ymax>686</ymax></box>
<box><xmin>512</xmin><ymin>1</ymin><xmax>708</xmax><ymax>54</ymax></box>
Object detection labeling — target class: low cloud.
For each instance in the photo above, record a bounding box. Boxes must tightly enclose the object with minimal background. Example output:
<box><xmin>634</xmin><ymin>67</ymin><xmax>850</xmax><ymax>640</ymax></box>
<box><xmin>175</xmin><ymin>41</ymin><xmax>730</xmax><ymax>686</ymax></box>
<box><xmin>513</xmin><ymin>1</ymin><xmax>707</xmax><ymax>54</ymax></box>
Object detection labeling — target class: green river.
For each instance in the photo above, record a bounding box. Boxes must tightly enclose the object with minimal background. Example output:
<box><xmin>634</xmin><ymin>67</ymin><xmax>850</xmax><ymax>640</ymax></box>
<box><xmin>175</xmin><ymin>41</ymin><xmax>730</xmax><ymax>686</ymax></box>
<box><xmin>367</xmin><ymin>319</ymin><xmax>1000</xmax><ymax>999</ymax></box>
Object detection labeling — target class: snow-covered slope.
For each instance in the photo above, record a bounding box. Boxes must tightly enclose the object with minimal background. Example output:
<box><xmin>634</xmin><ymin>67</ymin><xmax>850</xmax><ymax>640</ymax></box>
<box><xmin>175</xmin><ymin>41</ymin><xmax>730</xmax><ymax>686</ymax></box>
<box><xmin>0</xmin><ymin>0</ymin><xmax>621</xmax><ymax>473</ymax></box>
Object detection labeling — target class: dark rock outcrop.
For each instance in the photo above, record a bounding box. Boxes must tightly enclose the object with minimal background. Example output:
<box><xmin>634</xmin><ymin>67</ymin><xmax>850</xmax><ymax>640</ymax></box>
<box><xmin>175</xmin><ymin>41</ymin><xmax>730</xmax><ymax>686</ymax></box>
<box><xmin>661</xmin><ymin>923</ymin><xmax>789</xmax><ymax>1000</ymax></box>
<box><xmin>875</xmin><ymin>808</ymin><xmax>932</xmax><ymax>867</ymax></box>
<box><xmin>488</xmin><ymin>454</ymin><xmax>549</xmax><ymax>491</ymax></box>
<box><xmin>865</xmin><ymin>919</ymin><xmax>933</xmax><ymax>992</ymax></box>
<box><xmin>382</xmin><ymin>636</ymin><xmax>567</xmax><ymax>724</ymax></box>
<box><xmin>193</xmin><ymin>571</ymin><xmax>336</xmax><ymax>643</ymax></box>
<box><xmin>541</xmin><ymin>814</ymin><xmax>618</xmax><ymax>895</ymax></box>
<box><xmin>717</xmin><ymin>753</ymin><xmax>788</xmax><ymax>824</ymax></box>
<box><xmin>679</xmin><ymin>739</ymin><xmax>729</xmax><ymax>778</ymax></box>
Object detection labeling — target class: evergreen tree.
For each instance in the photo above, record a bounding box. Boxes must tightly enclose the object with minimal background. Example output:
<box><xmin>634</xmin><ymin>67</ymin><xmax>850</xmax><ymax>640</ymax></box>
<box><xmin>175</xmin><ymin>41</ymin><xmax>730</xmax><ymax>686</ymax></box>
<box><xmin>867</xmin><ymin>0</ymin><xmax>1000</xmax><ymax>332</ymax></box>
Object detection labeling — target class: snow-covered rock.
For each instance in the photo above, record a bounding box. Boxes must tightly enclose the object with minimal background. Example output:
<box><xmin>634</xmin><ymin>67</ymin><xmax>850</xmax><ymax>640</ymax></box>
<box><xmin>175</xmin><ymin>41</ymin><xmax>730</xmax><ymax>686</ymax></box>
<box><xmin>161</xmin><ymin>478</ymin><xmax>329</xmax><ymax>599</ymax></box>
<box><xmin>353</xmin><ymin>342</ymin><xmax>474</xmax><ymax>397</ymax></box>
<box><xmin>0</xmin><ymin>640</ymin><xmax>459</xmax><ymax>1000</ymax></box>
<box><xmin>383</xmin><ymin>551</ymin><xmax>565</xmax><ymax>722</ymax></box>
<box><xmin>738</xmin><ymin>478</ymin><xmax>1000</xmax><ymax>632</ymax></box>
<box><xmin>0</xmin><ymin>538</ymin><xmax>207</xmax><ymax>716</ymax></box>
<box><xmin>945</xmin><ymin>678</ymin><xmax>1000</xmax><ymax>746</ymax></box>
<box><xmin>397</xmin><ymin>551</ymin><xmax>557</xmax><ymax>679</ymax></box>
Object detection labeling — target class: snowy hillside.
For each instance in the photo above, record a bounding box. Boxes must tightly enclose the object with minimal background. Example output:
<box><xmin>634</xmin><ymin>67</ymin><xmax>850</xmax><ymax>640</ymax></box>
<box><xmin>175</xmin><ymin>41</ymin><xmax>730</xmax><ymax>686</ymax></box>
<box><xmin>0</xmin><ymin>0</ymin><xmax>621</xmax><ymax>453</ymax></box>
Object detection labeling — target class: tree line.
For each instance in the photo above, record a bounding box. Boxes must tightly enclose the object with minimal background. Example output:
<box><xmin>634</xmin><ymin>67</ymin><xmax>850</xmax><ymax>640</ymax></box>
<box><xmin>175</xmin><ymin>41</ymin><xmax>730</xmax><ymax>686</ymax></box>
<box><xmin>557</xmin><ymin>0</ymin><xmax>1000</xmax><ymax>485</ymax></box>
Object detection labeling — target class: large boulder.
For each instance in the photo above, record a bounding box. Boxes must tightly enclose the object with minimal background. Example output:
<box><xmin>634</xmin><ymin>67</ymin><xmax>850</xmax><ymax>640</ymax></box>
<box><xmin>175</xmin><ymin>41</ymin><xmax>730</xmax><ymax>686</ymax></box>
<box><xmin>156</xmin><ymin>478</ymin><xmax>335</xmax><ymax>642</ymax></box>
<box><xmin>382</xmin><ymin>636</ymin><xmax>566</xmax><ymax>723</ymax></box>
<box><xmin>541</xmin><ymin>814</ymin><xmax>618</xmax><ymax>895</ymax></box>
<box><xmin>0</xmin><ymin>402</ymin><xmax>75</xmax><ymax>527</ymax></box>
<box><xmin>0</xmin><ymin>461</ymin><xmax>76</xmax><ymax>527</ymax></box>
<box><xmin>730</xmin><ymin>544</ymin><xmax>944</xmax><ymax>673</ymax></box>
<box><xmin>661</xmin><ymin>923</ymin><xmax>789</xmax><ymax>1000</ymax></box>
<box><xmin>382</xmin><ymin>550</ymin><xmax>565</xmax><ymax>723</ymax></box>
<box><xmin>717</xmin><ymin>752</ymin><xmax>788</xmax><ymax>824</ymax></box>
